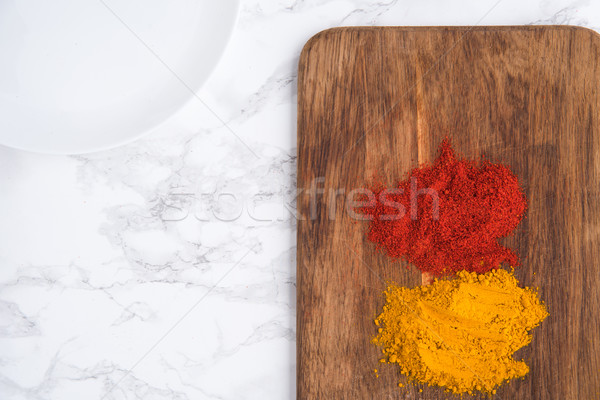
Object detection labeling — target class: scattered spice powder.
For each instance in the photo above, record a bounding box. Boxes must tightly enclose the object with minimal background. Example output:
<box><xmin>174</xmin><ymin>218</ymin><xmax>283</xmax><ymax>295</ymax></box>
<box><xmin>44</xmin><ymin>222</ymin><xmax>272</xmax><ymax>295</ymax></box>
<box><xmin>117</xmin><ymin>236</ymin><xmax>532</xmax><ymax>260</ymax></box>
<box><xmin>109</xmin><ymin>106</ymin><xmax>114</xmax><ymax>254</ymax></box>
<box><xmin>361</xmin><ymin>139</ymin><xmax>527</xmax><ymax>275</ymax></box>
<box><xmin>373</xmin><ymin>268</ymin><xmax>548</xmax><ymax>394</ymax></box>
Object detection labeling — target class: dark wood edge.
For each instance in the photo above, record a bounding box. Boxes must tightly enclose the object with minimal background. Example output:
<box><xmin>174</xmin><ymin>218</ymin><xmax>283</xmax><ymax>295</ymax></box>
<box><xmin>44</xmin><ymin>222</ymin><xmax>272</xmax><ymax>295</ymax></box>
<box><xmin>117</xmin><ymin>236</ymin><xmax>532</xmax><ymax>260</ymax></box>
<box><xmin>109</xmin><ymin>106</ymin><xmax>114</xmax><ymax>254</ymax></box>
<box><xmin>298</xmin><ymin>25</ymin><xmax>600</xmax><ymax>67</ymax></box>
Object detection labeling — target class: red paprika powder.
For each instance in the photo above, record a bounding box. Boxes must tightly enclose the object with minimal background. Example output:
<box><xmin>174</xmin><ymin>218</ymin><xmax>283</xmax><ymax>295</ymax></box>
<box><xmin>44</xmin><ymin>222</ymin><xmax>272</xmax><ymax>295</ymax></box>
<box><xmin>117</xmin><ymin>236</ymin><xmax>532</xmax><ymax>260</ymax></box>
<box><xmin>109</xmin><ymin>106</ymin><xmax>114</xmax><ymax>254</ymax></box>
<box><xmin>361</xmin><ymin>139</ymin><xmax>527</xmax><ymax>275</ymax></box>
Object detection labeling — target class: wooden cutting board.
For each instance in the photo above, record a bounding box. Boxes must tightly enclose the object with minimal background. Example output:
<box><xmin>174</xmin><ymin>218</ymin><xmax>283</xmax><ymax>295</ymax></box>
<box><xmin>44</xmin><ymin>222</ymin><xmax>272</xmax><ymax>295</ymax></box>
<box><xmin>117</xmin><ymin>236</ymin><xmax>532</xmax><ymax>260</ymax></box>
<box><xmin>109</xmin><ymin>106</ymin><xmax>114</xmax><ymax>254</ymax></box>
<box><xmin>297</xmin><ymin>26</ymin><xmax>600</xmax><ymax>399</ymax></box>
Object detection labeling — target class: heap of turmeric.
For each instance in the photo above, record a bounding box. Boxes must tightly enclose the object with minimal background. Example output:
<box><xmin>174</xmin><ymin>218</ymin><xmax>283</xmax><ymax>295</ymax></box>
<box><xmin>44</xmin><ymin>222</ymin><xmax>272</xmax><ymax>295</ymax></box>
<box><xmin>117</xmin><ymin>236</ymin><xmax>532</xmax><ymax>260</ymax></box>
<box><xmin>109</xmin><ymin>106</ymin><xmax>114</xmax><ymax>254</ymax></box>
<box><xmin>373</xmin><ymin>268</ymin><xmax>548</xmax><ymax>394</ymax></box>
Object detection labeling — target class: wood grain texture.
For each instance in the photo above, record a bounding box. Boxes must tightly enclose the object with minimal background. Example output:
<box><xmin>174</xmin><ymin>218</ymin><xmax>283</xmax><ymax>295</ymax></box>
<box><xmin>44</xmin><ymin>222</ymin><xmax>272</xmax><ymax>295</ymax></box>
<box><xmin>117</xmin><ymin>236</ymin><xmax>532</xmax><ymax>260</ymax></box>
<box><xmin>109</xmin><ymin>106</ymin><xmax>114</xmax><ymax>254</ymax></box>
<box><xmin>297</xmin><ymin>26</ymin><xmax>600</xmax><ymax>399</ymax></box>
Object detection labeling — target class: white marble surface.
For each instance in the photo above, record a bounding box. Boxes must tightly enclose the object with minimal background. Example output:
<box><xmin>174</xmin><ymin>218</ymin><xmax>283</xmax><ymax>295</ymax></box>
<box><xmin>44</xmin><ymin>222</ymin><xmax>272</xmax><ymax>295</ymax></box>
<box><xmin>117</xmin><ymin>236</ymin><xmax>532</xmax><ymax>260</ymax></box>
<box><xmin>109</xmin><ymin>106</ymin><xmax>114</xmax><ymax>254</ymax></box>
<box><xmin>1</xmin><ymin>1</ymin><xmax>599</xmax><ymax>399</ymax></box>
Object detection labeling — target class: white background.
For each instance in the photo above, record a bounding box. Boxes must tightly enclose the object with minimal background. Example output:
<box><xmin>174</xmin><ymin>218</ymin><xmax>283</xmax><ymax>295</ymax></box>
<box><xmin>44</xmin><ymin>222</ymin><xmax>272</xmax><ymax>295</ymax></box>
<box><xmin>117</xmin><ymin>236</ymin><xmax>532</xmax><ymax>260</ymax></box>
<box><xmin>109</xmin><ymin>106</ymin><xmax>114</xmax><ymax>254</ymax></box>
<box><xmin>1</xmin><ymin>1</ymin><xmax>599</xmax><ymax>399</ymax></box>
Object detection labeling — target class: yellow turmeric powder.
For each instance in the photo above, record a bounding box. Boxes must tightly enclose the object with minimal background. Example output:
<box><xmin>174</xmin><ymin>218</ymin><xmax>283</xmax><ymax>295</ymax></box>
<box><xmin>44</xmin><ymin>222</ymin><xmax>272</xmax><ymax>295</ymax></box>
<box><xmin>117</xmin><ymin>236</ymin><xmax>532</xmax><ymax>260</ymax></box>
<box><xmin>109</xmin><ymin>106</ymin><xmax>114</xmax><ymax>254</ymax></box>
<box><xmin>373</xmin><ymin>269</ymin><xmax>548</xmax><ymax>394</ymax></box>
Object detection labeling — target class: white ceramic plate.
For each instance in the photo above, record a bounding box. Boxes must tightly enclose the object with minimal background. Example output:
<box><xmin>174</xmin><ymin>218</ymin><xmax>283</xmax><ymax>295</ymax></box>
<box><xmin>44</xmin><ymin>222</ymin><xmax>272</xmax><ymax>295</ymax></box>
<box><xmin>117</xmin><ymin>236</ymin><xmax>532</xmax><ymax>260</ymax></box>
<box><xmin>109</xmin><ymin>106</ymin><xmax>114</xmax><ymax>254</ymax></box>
<box><xmin>0</xmin><ymin>0</ymin><xmax>239</xmax><ymax>154</ymax></box>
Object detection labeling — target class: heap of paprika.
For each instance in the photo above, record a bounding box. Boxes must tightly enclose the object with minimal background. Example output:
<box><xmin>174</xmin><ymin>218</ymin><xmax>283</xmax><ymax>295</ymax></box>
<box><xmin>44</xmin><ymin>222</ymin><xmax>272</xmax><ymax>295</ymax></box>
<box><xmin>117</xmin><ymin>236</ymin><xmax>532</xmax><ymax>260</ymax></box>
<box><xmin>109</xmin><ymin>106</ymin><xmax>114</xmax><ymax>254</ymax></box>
<box><xmin>361</xmin><ymin>139</ymin><xmax>527</xmax><ymax>276</ymax></box>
